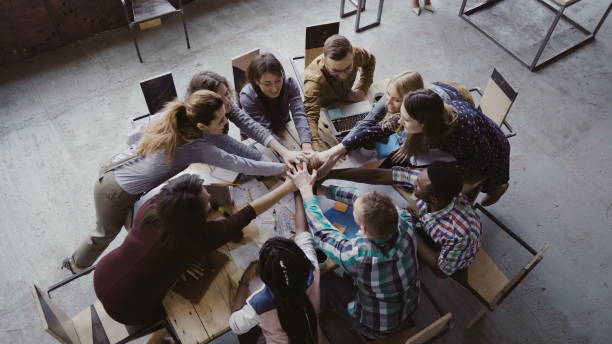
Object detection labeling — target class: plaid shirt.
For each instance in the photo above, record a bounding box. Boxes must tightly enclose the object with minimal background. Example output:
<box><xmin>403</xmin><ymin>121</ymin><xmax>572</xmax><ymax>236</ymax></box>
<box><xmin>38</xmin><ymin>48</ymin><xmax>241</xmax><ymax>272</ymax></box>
<box><xmin>303</xmin><ymin>186</ymin><xmax>419</xmax><ymax>334</ymax></box>
<box><xmin>392</xmin><ymin>167</ymin><xmax>482</xmax><ymax>276</ymax></box>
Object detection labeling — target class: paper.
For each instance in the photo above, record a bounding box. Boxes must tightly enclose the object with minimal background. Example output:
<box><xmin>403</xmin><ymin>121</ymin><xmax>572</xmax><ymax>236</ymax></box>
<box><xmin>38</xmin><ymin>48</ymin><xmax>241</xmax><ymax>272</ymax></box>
<box><xmin>230</xmin><ymin>180</ymin><xmax>270</xmax><ymax>205</ymax></box>
<box><xmin>324</xmin><ymin>205</ymin><xmax>359</xmax><ymax>238</ymax></box>
<box><xmin>255</xmin><ymin>204</ymin><xmax>295</xmax><ymax>241</ymax></box>
<box><xmin>211</xmin><ymin>166</ymin><xmax>240</xmax><ymax>183</ymax></box>
<box><xmin>229</xmin><ymin>242</ymin><xmax>261</xmax><ymax>269</ymax></box>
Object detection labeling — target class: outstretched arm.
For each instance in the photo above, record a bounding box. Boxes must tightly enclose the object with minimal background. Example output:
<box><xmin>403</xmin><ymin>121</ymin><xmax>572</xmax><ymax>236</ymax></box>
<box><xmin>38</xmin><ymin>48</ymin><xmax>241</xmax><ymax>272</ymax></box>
<box><xmin>249</xmin><ymin>179</ymin><xmax>296</xmax><ymax>215</ymax></box>
<box><xmin>326</xmin><ymin>167</ymin><xmax>393</xmax><ymax>185</ymax></box>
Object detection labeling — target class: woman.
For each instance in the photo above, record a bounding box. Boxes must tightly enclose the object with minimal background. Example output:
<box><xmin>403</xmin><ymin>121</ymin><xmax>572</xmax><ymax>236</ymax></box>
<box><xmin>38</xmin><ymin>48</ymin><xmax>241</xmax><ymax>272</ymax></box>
<box><xmin>93</xmin><ymin>174</ymin><xmax>298</xmax><ymax>328</ymax></box>
<box><xmin>63</xmin><ymin>90</ymin><xmax>286</xmax><ymax>273</ymax></box>
<box><xmin>309</xmin><ymin>71</ymin><xmax>472</xmax><ymax>165</ymax></box>
<box><xmin>410</xmin><ymin>0</ymin><xmax>434</xmax><ymax>16</ymax></box>
<box><xmin>229</xmin><ymin>196</ymin><xmax>326</xmax><ymax>344</ymax></box>
<box><xmin>188</xmin><ymin>70</ymin><xmax>305</xmax><ymax>164</ymax></box>
<box><xmin>240</xmin><ymin>53</ymin><xmax>313</xmax><ymax>152</ymax></box>
<box><xmin>397</xmin><ymin>89</ymin><xmax>510</xmax><ymax>205</ymax></box>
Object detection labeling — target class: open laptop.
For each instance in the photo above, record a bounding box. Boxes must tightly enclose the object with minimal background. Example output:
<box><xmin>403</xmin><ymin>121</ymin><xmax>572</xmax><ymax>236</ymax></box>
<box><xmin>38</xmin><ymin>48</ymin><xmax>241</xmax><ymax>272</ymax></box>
<box><xmin>323</xmin><ymin>101</ymin><xmax>373</xmax><ymax>140</ymax></box>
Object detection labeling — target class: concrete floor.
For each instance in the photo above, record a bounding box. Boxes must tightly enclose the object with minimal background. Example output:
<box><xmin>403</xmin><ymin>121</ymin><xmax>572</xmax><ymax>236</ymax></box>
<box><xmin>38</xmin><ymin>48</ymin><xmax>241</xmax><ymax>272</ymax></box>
<box><xmin>1</xmin><ymin>0</ymin><xmax>611</xmax><ymax>343</ymax></box>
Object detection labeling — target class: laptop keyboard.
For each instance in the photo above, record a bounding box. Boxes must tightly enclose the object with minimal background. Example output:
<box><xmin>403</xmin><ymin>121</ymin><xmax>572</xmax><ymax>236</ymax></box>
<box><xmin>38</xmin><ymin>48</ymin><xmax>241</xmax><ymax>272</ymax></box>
<box><xmin>333</xmin><ymin>112</ymin><xmax>368</xmax><ymax>132</ymax></box>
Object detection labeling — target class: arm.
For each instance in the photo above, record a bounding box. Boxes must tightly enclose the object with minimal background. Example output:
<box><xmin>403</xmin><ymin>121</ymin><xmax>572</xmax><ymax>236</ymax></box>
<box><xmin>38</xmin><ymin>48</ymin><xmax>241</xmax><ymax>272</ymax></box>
<box><xmin>353</xmin><ymin>47</ymin><xmax>376</xmax><ymax>94</ymax></box>
<box><xmin>229</xmin><ymin>262</ymin><xmax>261</xmax><ymax>334</ymax></box>
<box><xmin>416</xmin><ymin>235</ymin><xmax>448</xmax><ymax>279</ymax></box>
<box><xmin>303</xmin><ymin>80</ymin><xmax>323</xmax><ymax>150</ymax></box>
<box><xmin>249</xmin><ymin>180</ymin><xmax>295</xmax><ymax>215</ymax></box>
<box><xmin>196</xmin><ymin>139</ymin><xmax>285</xmax><ymax>176</ymax></box>
<box><xmin>286</xmin><ymin>77</ymin><xmax>313</xmax><ymax>146</ymax></box>
<box><xmin>326</xmin><ymin>168</ymin><xmax>393</xmax><ymax>185</ymax></box>
<box><xmin>293</xmin><ymin>192</ymin><xmax>308</xmax><ymax>234</ymax></box>
<box><xmin>226</xmin><ymin>101</ymin><xmax>274</xmax><ymax>147</ymax></box>
<box><xmin>340</xmin><ymin>97</ymin><xmax>393</xmax><ymax>151</ymax></box>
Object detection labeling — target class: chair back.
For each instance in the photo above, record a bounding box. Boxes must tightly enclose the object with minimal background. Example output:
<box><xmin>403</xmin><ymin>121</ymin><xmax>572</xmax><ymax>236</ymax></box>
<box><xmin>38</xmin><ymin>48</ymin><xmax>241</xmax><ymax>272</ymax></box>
<box><xmin>405</xmin><ymin>313</ymin><xmax>453</xmax><ymax>344</ymax></box>
<box><xmin>32</xmin><ymin>284</ymin><xmax>80</xmax><ymax>344</ymax></box>
<box><xmin>140</xmin><ymin>72</ymin><xmax>177</xmax><ymax>115</ymax></box>
<box><xmin>305</xmin><ymin>22</ymin><xmax>340</xmax><ymax>67</ymax></box>
<box><xmin>231</xmin><ymin>48</ymin><xmax>261</xmax><ymax>104</ymax></box>
<box><xmin>479</xmin><ymin>69</ymin><xmax>517</xmax><ymax>127</ymax></box>
<box><xmin>464</xmin><ymin>249</ymin><xmax>509</xmax><ymax>309</ymax></box>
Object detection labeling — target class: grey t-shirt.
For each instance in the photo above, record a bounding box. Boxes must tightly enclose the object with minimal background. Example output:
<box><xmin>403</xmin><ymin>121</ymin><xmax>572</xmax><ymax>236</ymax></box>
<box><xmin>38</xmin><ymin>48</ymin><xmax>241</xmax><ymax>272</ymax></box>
<box><xmin>112</xmin><ymin>117</ymin><xmax>284</xmax><ymax>195</ymax></box>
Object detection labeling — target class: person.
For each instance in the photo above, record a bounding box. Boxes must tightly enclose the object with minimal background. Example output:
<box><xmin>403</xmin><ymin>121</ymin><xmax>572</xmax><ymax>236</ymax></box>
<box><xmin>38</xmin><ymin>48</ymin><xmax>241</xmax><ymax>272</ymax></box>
<box><xmin>303</xmin><ymin>34</ymin><xmax>376</xmax><ymax>151</ymax></box>
<box><xmin>393</xmin><ymin>89</ymin><xmax>510</xmax><ymax>205</ymax></box>
<box><xmin>288</xmin><ymin>162</ymin><xmax>419</xmax><ymax>340</ymax></box>
<box><xmin>187</xmin><ymin>70</ymin><xmax>305</xmax><ymax>164</ymax></box>
<box><xmin>325</xmin><ymin>161</ymin><xmax>482</xmax><ymax>278</ymax></box>
<box><xmin>229</xmin><ymin>195</ymin><xmax>327</xmax><ymax>344</ymax></box>
<box><xmin>93</xmin><ymin>174</ymin><xmax>298</xmax><ymax>328</ymax></box>
<box><xmin>306</xmin><ymin>71</ymin><xmax>474</xmax><ymax>168</ymax></box>
<box><xmin>240</xmin><ymin>53</ymin><xmax>313</xmax><ymax>153</ymax></box>
<box><xmin>410</xmin><ymin>0</ymin><xmax>435</xmax><ymax>16</ymax></box>
<box><xmin>63</xmin><ymin>90</ymin><xmax>286</xmax><ymax>273</ymax></box>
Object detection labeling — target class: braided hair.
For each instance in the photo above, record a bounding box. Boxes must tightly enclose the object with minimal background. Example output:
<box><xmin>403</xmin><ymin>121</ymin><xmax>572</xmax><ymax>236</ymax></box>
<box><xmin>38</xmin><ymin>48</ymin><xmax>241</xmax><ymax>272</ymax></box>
<box><xmin>259</xmin><ymin>237</ymin><xmax>318</xmax><ymax>344</ymax></box>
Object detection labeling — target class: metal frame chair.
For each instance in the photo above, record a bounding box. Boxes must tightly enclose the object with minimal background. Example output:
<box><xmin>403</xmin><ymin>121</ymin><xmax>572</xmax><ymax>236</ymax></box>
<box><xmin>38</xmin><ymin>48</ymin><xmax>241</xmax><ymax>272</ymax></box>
<box><xmin>459</xmin><ymin>0</ymin><xmax>611</xmax><ymax>71</ymax></box>
<box><xmin>340</xmin><ymin>0</ymin><xmax>385</xmax><ymax>33</ymax></box>
<box><xmin>289</xmin><ymin>22</ymin><xmax>340</xmax><ymax>95</ymax></box>
<box><xmin>120</xmin><ymin>0</ymin><xmax>191</xmax><ymax>63</ymax></box>
<box><xmin>33</xmin><ymin>267</ymin><xmax>180</xmax><ymax>343</ymax></box>
<box><xmin>132</xmin><ymin>72</ymin><xmax>177</xmax><ymax>124</ymax></box>
<box><xmin>469</xmin><ymin>68</ymin><xmax>518</xmax><ymax>138</ymax></box>
<box><xmin>231</xmin><ymin>48</ymin><xmax>261</xmax><ymax>107</ymax></box>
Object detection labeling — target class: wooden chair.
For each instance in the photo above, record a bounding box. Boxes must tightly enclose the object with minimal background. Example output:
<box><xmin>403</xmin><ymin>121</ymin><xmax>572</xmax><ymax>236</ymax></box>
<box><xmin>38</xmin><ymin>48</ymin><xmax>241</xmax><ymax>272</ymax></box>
<box><xmin>32</xmin><ymin>269</ymin><xmax>178</xmax><ymax>343</ymax></box>
<box><xmin>132</xmin><ymin>72</ymin><xmax>177</xmax><ymax>125</ymax></box>
<box><xmin>290</xmin><ymin>22</ymin><xmax>340</xmax><ymax>94</ymax></box>
<box><xmin>361</xmin><ymin>283</ymin><xmax>453</xmax><ymax>344</ymax></box>
<box><xmin>340</xmin><ymin>0</ymin><xmax>385</xmax><ymax>33</ymax></box>
<box><xmin>120</xmin><ymin>0</ymin><xmax>190</xmax><ymax>63</ymax></box>
<box><xmin>469</xmin><ymin>68</ymin><xmax>518</xmax><ymax>138</ymax></box>
<box><xmin>231</xmin><ymin>48</ymin><xmax>260</xmax><ymax>106</ymax></box>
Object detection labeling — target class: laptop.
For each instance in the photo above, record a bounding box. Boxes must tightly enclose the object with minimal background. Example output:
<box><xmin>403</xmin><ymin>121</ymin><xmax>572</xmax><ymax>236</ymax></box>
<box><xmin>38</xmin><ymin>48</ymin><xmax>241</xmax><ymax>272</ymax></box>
<box><xmin>323</xmin><ymin>101</ymin><xmax>373</xmax><ymax>139</ymax></box>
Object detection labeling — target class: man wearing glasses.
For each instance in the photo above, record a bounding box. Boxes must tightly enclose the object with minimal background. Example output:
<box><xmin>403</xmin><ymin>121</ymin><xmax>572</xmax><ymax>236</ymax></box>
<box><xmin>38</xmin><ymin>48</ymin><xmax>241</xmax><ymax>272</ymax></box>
<box><xmin>304</xmin><ymin>34</ymin><xmax>376</xmax><ymax>151</ymax></box>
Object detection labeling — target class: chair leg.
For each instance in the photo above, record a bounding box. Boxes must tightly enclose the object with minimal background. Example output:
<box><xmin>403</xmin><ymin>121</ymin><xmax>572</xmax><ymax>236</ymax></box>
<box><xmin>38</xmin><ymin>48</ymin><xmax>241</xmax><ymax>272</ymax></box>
<box><xmin>129</xmin><ymin>25</ymin><xmax>143</xmax><ymax>63</ymax></box>
<box><xmin>180</xmin><ymin>12</ymin><xmax>190</xmax><ymax>49</ymax></box>
<box><xmin>530</xmin><ymin>4</ymin><xmax>565</xmax><ymax>70</ymax></box>
<box><xmin>466</xmin><ymin>307</ymin><xmax>487</xmax><ymax>328</ymax></box>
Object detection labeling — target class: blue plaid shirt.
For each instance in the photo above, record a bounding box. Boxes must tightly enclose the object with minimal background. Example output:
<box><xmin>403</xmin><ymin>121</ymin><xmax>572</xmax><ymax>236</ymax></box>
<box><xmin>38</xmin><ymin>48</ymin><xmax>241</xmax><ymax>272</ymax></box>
<box><xmin>303</xmin><ymin>186</ymin><xmax>419</xmax><ymax>334</ymax></box>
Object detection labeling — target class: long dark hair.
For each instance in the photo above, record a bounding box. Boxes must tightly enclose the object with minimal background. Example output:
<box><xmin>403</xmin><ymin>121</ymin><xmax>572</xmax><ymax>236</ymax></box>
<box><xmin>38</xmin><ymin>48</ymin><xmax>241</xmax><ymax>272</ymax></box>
<box><xmin>142</xmin><ymin>174</ymin><xmax>208</xmax><ymax>252</ymax></box>
<box><xmin>247</xmin><ymin>53</ymin><xmax>285</xmax><ymax>92</ymax></box>
<box><xmin>403</xmin><ymin>89</ymin><xmax>450</xmax><ymax>157</ymax></box>
<box><xmin>260</xmin><ymin>237</ymin><xmax>318</xmax><ymax>344</ymax></box>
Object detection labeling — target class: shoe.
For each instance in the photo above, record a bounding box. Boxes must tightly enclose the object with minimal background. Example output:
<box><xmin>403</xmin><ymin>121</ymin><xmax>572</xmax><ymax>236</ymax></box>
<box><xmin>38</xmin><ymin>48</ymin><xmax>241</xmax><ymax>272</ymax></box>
<box><xmin>61</xmin><ymin>257</ymin><xmax>84</xmax><ymax>275</ymax></box>
<box><xmin>424</xmin><ymin>4</ymin><xmax>435</xmax><ymax>12</ymax></box>
<box><xmin>412</xmin><ymin>7</ymin><xmax>421</xmax><ymax>15</ymax></box>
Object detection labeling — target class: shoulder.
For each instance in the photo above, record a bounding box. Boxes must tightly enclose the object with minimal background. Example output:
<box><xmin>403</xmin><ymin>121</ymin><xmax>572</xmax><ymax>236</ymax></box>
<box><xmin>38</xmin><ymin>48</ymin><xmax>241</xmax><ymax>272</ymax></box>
<box><xmin>247</xmin><ymin>286</ymin><xmax>276</xmax><ymax>314</ymax></box>
<box><xmin>304</xmin><ymin>56</ymin><xmax>325</xmax><ymax>83</ymax></box>
<box><xmin>240</xmin><ymin>84</ymin><xmax>258</xmax><ymax>99</ymax></box>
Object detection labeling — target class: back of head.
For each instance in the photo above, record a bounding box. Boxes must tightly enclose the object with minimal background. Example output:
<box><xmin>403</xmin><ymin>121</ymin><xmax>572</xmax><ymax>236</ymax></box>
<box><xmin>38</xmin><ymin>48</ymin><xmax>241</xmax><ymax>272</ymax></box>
<box><xmin>187</xmin><ymin>71</ymin><xmax>229</xmax><ymax>96</ymax></box>
<box><xmin>427</xmin><ymin>161</ymin><xmax>463</xmax><ymax>202</ymax></box>
<box><xmin>137</xmin><ymin>90</ymin><xmax>223</xmax><ymax>160</ymax></box>
<box><xmin>403</xmin><ymin>89</ymin><xmax>446</xmax><ymax>138</ymax></box>
<box><xmin>150</xmin><ymin>174</ymin><xmax>207</xmax><ymax>251</ymax></box>
<box><xmin>260</xmin><ymin>237</ymin><xmax>318</xmax><ymax>344</ymax></box>
<box><xmin>355</xmin><ymin>191</ymin><xmax>399</xmax><ymax>238</ymax></box>
<box><xmin>390</xmin><ymin>71</ymin><xmax>424</xmax><ymax>99</ymax></box>
<box><xmin>247</xmin><ymin>53</ymin><xmax>285</xmax><ymax>86</ymax></box>
<box><xmin>323</xmin><ymin>34</ymin><xmax>353</xmax><ymax>60</ymax></box>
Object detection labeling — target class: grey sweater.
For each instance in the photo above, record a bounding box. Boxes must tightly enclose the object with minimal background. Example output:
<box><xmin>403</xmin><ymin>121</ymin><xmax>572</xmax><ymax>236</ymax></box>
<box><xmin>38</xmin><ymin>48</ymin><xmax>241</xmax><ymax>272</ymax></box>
<box><xmin>112</xmin><ymin>116</ymin><xmax>284</xmax><ymax>195</ymax></box>
<box><xmin>239</xmin><ymin>77</ymin><xmax>311</xmax><ymax>145</ymax></box>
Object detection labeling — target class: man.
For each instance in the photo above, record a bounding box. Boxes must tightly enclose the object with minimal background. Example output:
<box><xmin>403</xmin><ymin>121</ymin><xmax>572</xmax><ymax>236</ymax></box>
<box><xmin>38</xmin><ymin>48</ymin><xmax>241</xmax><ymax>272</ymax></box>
<box><xmin>304</xmin><ymin>34</ymin><xmax>376</xmax><ymax>151</ymax></box>
<box><xmin>287</xmin><ymin>162</ymin><xmax>419</xmax><ymax>340</ymax></box>
<box><xmin>327</xmin><ymin>161</ymin><xmax>482</xmax><ymax>278</ymax></box>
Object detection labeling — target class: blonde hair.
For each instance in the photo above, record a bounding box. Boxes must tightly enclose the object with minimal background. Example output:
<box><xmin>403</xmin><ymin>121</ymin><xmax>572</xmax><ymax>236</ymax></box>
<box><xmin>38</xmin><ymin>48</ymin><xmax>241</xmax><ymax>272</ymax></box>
<box><xmin>388</xmin><ymin>71</ymin><xmax>424</xmax><ymax>102</ymax></box>
<box><xmin>137</xmin><ymin>90</ymin><xmax>223</xmax><ymax>160</ymax></box>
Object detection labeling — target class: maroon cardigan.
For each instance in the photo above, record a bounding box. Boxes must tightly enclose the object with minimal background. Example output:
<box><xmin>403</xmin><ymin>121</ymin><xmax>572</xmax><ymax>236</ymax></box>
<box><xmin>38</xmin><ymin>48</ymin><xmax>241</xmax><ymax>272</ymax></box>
<box><xmin>93</xmin><ymin>197</ymin><xmax>256</xmax><ymax>325</ymax></box>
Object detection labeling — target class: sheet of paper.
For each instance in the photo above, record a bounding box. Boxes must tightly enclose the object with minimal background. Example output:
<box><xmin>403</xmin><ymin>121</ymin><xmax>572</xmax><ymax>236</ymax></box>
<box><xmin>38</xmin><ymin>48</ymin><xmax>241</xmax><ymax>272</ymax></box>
<box><xmin>229</xmin><ymin>242</ymin><xmax>261</xmax><ymax>270</ymax></box>
<box><xmin>231</xmin><ymin>180</ymin><xmax>270</xmax><ymax>205</ymax></box>
<box><xmin>211</xmin><ymin>166</ymin><xmax>239</xmax><ymax>183</ymax></box>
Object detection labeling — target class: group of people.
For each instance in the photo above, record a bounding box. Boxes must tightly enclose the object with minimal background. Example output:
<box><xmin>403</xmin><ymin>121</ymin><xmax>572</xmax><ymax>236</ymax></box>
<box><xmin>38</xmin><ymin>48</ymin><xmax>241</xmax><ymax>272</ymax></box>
<box><xmin>60</xmin><ymin>33</ymin><xmax>511</xmax><ymax>343</ymax></box>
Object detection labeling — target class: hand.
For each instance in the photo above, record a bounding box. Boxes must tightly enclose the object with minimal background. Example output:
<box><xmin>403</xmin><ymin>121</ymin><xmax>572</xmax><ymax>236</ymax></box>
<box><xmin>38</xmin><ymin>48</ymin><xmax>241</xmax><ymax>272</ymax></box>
<box><xmin>480</xmin><ymin>183</ymin><xmax>508</xmax><ymax>206</ymax></box>
<box><xmin>406</xmin><ymin>199</ymin><xmax>420</xmax><ymax>219</ymax></box>
<box><xmin>304</xmin><ymin>151</ymin><xmax>326</xmax><ymax>170</ymax></box>
<box><xmin>180</xmin><ymin>260</ymin><xmax>206</xmax><ymax>281</ymax></box>
<box><xmin>391</xmin><ymin>146</ymin><xmax>410</xmax><ymax>164</ymax></box>
<box><xmin>348</xmin><ymin>88</ymin><xmax>366</xmax><ymax>102</ymax></box>
<box><xmin>281</xmin><ymin>150</ymin><xmax>306</xmax><ymax>167</ymax></box>
<box><xmin>316</xmin><ymin>154</ymin><xmax>340</xmax><ymax>181</ymax></box>
<box><xmin>286</xmin><ymin>161</ymin><xmax>317</xmax><ymax>192</ymax></box>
